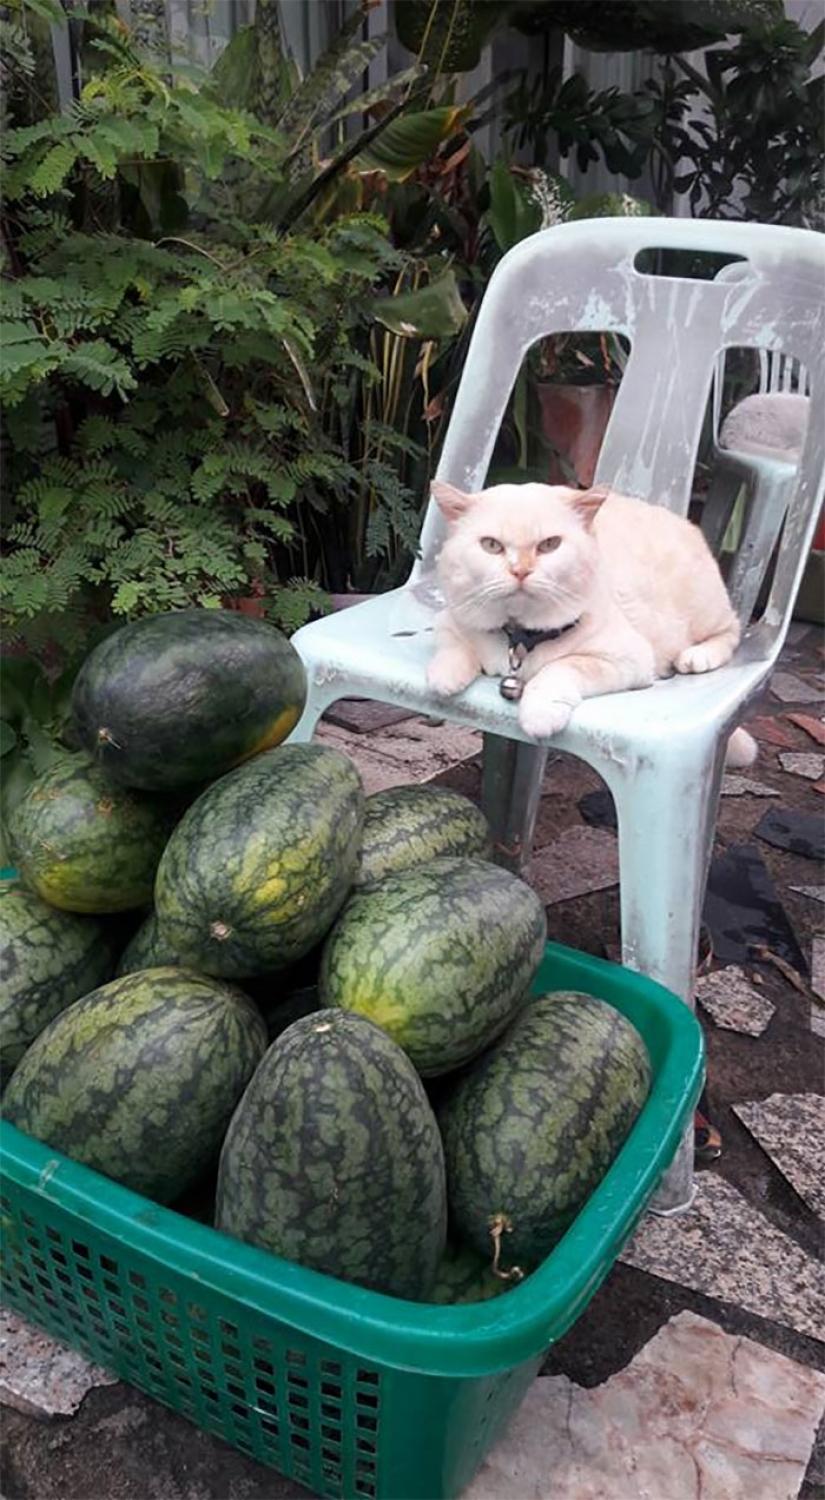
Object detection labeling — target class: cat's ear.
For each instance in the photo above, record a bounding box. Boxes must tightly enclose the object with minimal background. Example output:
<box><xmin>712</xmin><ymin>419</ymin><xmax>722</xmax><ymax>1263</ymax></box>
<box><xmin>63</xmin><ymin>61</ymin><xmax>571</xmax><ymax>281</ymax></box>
<box><xmin>571</xmin><ymin>483</ymin><xmax>610</xmax><ymax>529</ymax></box>
<box><xmin>431</xmin><ymin>480</ymin><xmax>478</xmax><ymax>522</ymax></box>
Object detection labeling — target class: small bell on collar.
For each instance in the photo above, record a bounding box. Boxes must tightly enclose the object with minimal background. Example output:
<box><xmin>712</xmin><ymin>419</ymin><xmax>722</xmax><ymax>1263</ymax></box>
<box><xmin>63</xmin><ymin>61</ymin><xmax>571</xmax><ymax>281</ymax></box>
<box><xmin>499</xmin><ymin>673</ymin><xmax>524</xmax><ymax>702</ymax></box>
<box><xmin>500</xmin><ymin>641</ymin><xmax>526</xmax><ymax>702</ymax></box>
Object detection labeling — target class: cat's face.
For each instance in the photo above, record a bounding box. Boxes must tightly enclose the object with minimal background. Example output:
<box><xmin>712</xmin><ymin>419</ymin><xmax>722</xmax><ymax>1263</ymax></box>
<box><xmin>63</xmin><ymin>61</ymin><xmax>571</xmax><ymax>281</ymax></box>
<box><xmin>432</xmin><ymin>481</ymin><xmax>607</xmax><ymax>628</ymax></box>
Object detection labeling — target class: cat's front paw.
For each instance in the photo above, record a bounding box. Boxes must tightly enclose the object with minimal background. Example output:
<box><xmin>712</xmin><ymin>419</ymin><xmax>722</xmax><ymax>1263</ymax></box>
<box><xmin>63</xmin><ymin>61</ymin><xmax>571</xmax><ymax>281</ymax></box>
<box><xmin>427</xmin><ymin>650</ymin><xmax>478</xmax><ymax>698</ymax></box>
<box><xmin>518</xmin><ymin>695</ymin><xmax>573</xmax><ymax>741</ymax></box>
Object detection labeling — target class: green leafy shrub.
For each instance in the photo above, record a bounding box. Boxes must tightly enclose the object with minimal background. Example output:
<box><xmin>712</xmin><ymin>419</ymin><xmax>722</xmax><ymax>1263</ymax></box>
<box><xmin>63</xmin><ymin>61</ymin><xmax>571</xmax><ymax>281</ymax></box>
<box><xmin>0</xmin><ymin>7</ymin><xmax>406</xmax><ymax>652</ymax></box>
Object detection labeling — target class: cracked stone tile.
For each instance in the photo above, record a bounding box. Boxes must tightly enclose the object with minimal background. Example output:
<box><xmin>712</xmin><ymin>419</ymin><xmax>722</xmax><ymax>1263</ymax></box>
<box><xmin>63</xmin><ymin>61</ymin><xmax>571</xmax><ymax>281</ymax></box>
<box><xmin>696</xmin><ymin>965</ymin><xmax>775</xmax><ymax>1036</ymax></box>
<box><xmin>527</xmin><ymin>826</ymin><xmax>619</xmax><ymax>905</ymax></box>
<box><xmin>465</xmin><ymin>1311</ymin><xmax>825</xmax><ymax>1500</ymax></box>
<box><xmin>0</xmin><ymin>1308</ymin><xmax>118</xmax><ymax>1418</ymax></box>
<box><xmin>769</xmin><ymin>671</ymin><xmax>824</xmax><ymax>704</ymax></box>
<box><xmin>720</xmin><ymin>775</ymin><xmax>779</xmax><ymax>798</ymax></box>
<box><xmin>778</xmin><ymin>751</ymin><xmax>825</xmax><ymax>780</ymax></box>
<box><xmin>732</xmin><ymin>1094</ymin><xmax>825</xmax><ymax>1219</ymax></box>
<box><xmin>315</xmin><ymin>718</ymin><xmax>481</xmax><ymax>794</ymax></box>
<box><xmin>747</xmin><ymin>715</ymin><xmax>798</xmax><ymax>749</ymax></box>
<box><xmin>755</xmin><ymin>807</ymin><xmax>825</xmax><ymax>862</ymax></box>
<box><xmin>790</xmin><ymin>885</ymin><xmax>825</xmax><ymax>903</ymax></box>
<box><xmin>620</xmin><ymin>1174</ymin><xmax>825</xmax><ymax>1342</ymax></box>
<box><xmin>703</xmin><ymin>842</ymin><xmax>807</xmax><ymax>972</ymax></box>
<box><xmin>786</xmin><ymin>712</ymin><xmax>825</xmax><ymax>747</ymax></box>
<box><xmin>322</xmin><ymin>700</ymin><xmax>417</xmax><ymax>733</ymax></box>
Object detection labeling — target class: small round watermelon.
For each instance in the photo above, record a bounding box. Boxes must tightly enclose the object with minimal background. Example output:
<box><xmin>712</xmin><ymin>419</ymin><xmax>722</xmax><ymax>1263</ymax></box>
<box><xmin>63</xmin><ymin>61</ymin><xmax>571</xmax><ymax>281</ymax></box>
<box><xmin>354</xmin><ymin>785</ymin><xmax>492</xmax><ymax>888</ymax></box>
<box><xmin>438</xmin><ymin>991</ymin><xmax>651</xmax><ymax>1273</ymax></box>
<box><xmin>319</xmin><ymin>856</ymin><xmax>546</xmax><ymax>1076</ymax></box>
<box><xmin>154</xmin><ymin>744</ymin><xmax>364</xmax><ymax>978</ymax></box>
<box><xmin>10</xmin><ymin>757</ymin><xmax>176</xmax><ymax>913</ymax></box>
<box><xmin>71</xmin><ymin>608</ymin><xmax>307</xmax><ymax>791</ymax></box>
<box><xmin>0</xmin><ymin>884</ymin><xmax>115</xmax><ymax>1085</ymax></box>
<box><xmin>215</xmin><ymin>1010</ymin><xmax>447</xmax><ymax>1299</ymax></box>
<box><xmin>3</xmin><ymin>967</ymin><xmax>268</xmax><ymax>1203</ymax></box>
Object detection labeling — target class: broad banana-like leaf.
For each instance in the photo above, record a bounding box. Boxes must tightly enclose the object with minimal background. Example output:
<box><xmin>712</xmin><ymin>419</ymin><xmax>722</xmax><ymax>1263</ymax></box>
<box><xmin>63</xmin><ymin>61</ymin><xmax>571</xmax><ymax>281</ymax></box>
<box><xmin>394</xmin><ymin>0</ymin><xmax>506</xmax><ymax>73</ymax></box>
<box><xmin>371</xmin><ymin>270</ymin><xmax>467</xmax><ymax>339</ymax></box>
<box><xmin>509</xmin><ymin>0</ymin><xmax>782</xmax><ymax>50</ymax></box>
<box><xmin>276</xmin><ymin>5</ymin><xmax>386</xmax><ymax>142</ymax></box>
<box><xmin>357</xmin><ymin>105</ymin><xmax>473</xmax><ymax>181</ymax></box>
<box><xmin>324</xmin><ymin>63</ymin><xmax>428</xmax><ymax>131</ymax></box>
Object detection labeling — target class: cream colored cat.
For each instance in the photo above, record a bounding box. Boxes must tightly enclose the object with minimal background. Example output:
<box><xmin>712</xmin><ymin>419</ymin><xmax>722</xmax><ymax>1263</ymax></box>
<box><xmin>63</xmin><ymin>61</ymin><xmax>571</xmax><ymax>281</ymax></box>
<box><xmin>427</xmin><ymin>480</ymin><xmax>756</xmax><ymax>766</ymax></box>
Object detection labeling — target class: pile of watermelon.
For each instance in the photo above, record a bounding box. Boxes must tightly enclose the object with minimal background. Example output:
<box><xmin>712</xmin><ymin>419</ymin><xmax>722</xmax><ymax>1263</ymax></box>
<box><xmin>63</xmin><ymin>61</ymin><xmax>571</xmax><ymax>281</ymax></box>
<box><xmin>1</xmin><ymin>609</ymin><xmax>652</xmax><ymax>1304</ymax></box>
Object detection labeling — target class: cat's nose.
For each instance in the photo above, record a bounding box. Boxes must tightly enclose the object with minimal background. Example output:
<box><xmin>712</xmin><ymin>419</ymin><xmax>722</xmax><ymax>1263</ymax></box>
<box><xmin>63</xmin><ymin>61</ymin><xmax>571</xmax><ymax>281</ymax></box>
<box><xmin>509</xmin><ymin>561</ymin><xmax>531</xmax><ymax>581</ymax></box>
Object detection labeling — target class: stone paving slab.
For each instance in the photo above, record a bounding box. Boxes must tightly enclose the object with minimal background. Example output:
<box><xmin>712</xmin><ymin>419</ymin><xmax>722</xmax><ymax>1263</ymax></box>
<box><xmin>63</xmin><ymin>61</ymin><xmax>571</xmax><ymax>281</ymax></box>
<box><xmin>621</xmin><ymin>1173</ymin><xmax>825</xmax><ymax>1342</ymax></box>
<box><xmin>0</xmin><ymin>1310</ymin><xmax>117</xmax><ymax>1419</ymax></box>
<box><xmin>316</xmin><ymin>716</ymin><xmax>481</xmax><ymax>793</ymax></box>
<box><xmin>696</xmin><ymin>965</ymin><xmax>776</xmax><ymax>1036</ymax></box>
<box><xmin>732</xmin><ymin>1093</ymin><xmax>825</xmax><ymax>1220</ymax></box>
<box><xmin>527</xmin><ymin>826</ymin><xmax>619</xmax><ymax>905</ymax></box>
<box><xmin>466</xmin><ymin>1311</ymin><xmax>825</xmax><ymax>1500</ymax></box>
<box><xmin>769</xmin><ymin>671</ymin><xmax>824</xmax><ymax>705</ymax></box>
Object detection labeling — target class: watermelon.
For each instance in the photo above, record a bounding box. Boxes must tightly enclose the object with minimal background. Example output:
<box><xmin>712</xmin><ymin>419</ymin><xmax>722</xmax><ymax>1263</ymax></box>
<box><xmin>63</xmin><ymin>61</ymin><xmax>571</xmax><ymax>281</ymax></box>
<box><xmin>71</xmin><ymin>608</ymin><xmax>307</xmax><ymax>792</ymax></box>
<box><xmin>10</xmin><ymin>757</ymin><xmax>176</xmax><ymax>913</ymax></box>
<box><xmin>154</xmin><ymin>745</ymin><xmax>364</xmax><ymax>979</ymax></box>
<box><xmin>319</xmin><ymin>856</ymin><xmax>546</xmax><ymax>1076</ymax></box>
<box><xmin>116</xmin><ymin>912</ymin><xmax>179</xmax><ymax>977</ymax></box>
<box><xmin>354</xmin><ymin>785</ymin><xmax>492</xmax><ymax>889</ymax></box>
<box><xmin>0</xmin><ymin>884</ymin><xmax>115</xmax><ymax>1085</ymax></box>
<box><xmin>2</xmin><ymin>967</ymin><xmax>268</xmax><ymax>1203</ymax></box>
<box><xmin>424</xmin><ymin>1242</ymin><xmax>515</xmax><ymax>1305</ymax></box>
<box><xmin>215</xmin><ymin>1010</ymin><xmax>447</xmax><ymax>1299</ymax></box>
<box><xmin>438</xmin><ymin>991</ymin><xmax>651</xmax><ymax>1273</ymax></box>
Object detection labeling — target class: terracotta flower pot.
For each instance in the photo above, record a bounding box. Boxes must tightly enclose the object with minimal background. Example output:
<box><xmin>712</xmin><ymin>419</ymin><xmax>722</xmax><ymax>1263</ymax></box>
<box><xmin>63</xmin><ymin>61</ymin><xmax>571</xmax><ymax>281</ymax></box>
<box><xmin>537</xmin><ymin>382</ymin><xmax>616</xmax><ymax>489</ymax></box>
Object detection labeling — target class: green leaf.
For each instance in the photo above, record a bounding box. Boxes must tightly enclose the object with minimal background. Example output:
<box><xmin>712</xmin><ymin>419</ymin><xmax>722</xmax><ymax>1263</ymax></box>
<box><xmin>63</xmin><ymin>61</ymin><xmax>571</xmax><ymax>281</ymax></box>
<box><xmin>484</xmin><ymin>159</ymin><xmax>542</xmax><ymax>254</ymax></box>
<box><xmin>357</xmin><ymin>105</ymin><xmax>473</xmax><ymax>180</ymax></box>
<box><xmin>393</xmin><ymin>0</ymin><xmax>504</xmax><ymax>73</ymax></box>
<box><xmin>27</xmin><ymin>141</ymin><xmax>78</xmax><ymax>197</ymax></box>
<box><xmin>371</xmin><ymin>269</ymin><xmax>467</xmax><ymax>338</ymax></box>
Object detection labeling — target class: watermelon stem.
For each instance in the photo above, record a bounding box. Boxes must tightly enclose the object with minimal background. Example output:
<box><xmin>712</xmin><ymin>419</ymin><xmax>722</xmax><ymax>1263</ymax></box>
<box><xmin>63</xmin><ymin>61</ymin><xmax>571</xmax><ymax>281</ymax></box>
<box><xmin>97</xmin><ymin>728</ymin><xmax>122</xmax><ymax>750</ymax></box>
<box><xmin>489</xmin><ymin>1213</ymin><xmax>524</xmax><ymax>1283</ymax></box>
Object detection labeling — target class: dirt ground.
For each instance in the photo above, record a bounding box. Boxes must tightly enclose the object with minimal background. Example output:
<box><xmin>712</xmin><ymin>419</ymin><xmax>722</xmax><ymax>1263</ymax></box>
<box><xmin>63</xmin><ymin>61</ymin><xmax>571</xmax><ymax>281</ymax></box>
<box><xmin>2</xmin><ymin>627</ymin><xmax>823</xmax><ymax>1500</ymax></box>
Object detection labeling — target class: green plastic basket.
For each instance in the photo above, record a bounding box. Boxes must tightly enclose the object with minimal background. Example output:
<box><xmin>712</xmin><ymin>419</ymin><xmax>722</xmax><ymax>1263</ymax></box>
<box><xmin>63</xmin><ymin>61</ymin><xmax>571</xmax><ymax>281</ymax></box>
<box><xmin>0</xmin><ymin>943</ymin><xmax>703</xmax><ymax>1500</ymax></box>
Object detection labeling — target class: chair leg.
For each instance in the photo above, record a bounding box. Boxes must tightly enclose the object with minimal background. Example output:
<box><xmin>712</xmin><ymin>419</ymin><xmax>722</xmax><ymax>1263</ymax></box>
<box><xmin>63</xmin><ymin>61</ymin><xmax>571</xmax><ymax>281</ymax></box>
<box><xmin>700</xmin><ymin>464</ymin><xmax>746</xmax><ymax>556</ymax></box>
<box><xmin>607</xmin><ymin>738</ymin><xmax>727</xmax><ymax>1213</ymax></box>
<box><xmin>481</xmin><ymin>735</ymin><xmax>548</xmax><ymax>874</ymax></box>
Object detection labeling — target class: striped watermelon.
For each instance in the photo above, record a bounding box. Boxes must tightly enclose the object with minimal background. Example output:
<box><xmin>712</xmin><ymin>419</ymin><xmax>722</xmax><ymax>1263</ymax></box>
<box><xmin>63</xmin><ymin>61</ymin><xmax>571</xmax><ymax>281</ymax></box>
<box><xmin>115</xmin><ymin>912</ymin><xmax>179</xmax><ymax>977</ymax></box>
<box><xmin>2</xmin><ymin>967</ymin><xmax>268</xmax><ymax>1203</ymax></box>
<box><xmin>71</xmin><ymin>608</ymin><xmax>307</xmax><ymax>791</ymax></box>
<box><xmin>10</xmin><ymin>757</ymin><xmax>176</xmax><ymax>913</ymax></box>
<box><xmin>215</xmin><ymin>1010</ymin><xmax>447</xmax><ymax>1299</ymax></box>
<box><xmin>425</xmin><ymin>1242</ymin><xmax>515</xmax><ymax>1305</ymax></box>
<box><xmin>354</xmin><ymin>785</ymin><xmax>492</xmax><ymax>888</ymax></box>
<box><xmin>438</xmin><ymin>991</ymin><xmax>651</xmax><ymax>1273</ymax></box>
<box><xmin>0</xmin><ymin>884</ymin><xmax>115</xmax><ymax>1085</ymax></box>
<box><xmin>319</xmin><ymin>856</ymin><xmax>546</xmax><ymax>1076</ymax></box>
<box><xmin>154</xmin><ymin>745</ymin><xmax>364</xmax><ymax>979</ymax></box>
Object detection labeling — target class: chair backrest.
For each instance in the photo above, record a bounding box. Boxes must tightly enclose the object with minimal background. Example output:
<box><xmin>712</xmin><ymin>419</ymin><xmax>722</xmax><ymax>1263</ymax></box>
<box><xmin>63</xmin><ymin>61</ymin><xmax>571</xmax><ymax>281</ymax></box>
<box><xmin>417</xmin><ymin>218</ymin><xmax>825</xmax><ymax>647</ymax></box>
<box><xmin>711</xmin><ymin>261</ymin><xmax>812</xmax><ymax>440</ymax></box>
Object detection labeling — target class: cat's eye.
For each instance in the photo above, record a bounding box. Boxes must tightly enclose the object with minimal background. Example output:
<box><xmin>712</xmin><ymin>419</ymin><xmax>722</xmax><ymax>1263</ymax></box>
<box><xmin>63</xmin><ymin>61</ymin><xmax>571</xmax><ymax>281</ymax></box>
<box><xmin>480</xmin><ymin>536</ymin><xmax>504</xmax><ymax>554</ymax></box>
<box><xmin>537</xmin><ymin>536</ymin><xmax>562</xmax><ymax>554</ymax></box>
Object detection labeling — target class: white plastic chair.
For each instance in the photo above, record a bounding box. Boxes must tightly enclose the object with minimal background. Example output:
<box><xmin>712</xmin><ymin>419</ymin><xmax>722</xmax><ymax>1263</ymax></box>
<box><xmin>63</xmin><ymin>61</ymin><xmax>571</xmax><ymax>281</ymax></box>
<box><xmin>288</xmin><ymin>219</ymin><xmax>825</xmax><ymax>1212</ymax></box>
<box><xmin>701</xmin><ymin>261</ymin><xmax>812</xmax><ymax>619</ymax></box>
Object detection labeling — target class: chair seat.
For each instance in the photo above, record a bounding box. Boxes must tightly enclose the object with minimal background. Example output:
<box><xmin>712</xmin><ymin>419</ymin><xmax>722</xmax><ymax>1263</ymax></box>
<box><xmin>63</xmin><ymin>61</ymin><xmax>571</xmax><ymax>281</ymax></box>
<box><xmin>292</xmin><ymin>586</ymin><xmax>774</xmax><ymax>762</ymax></box>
